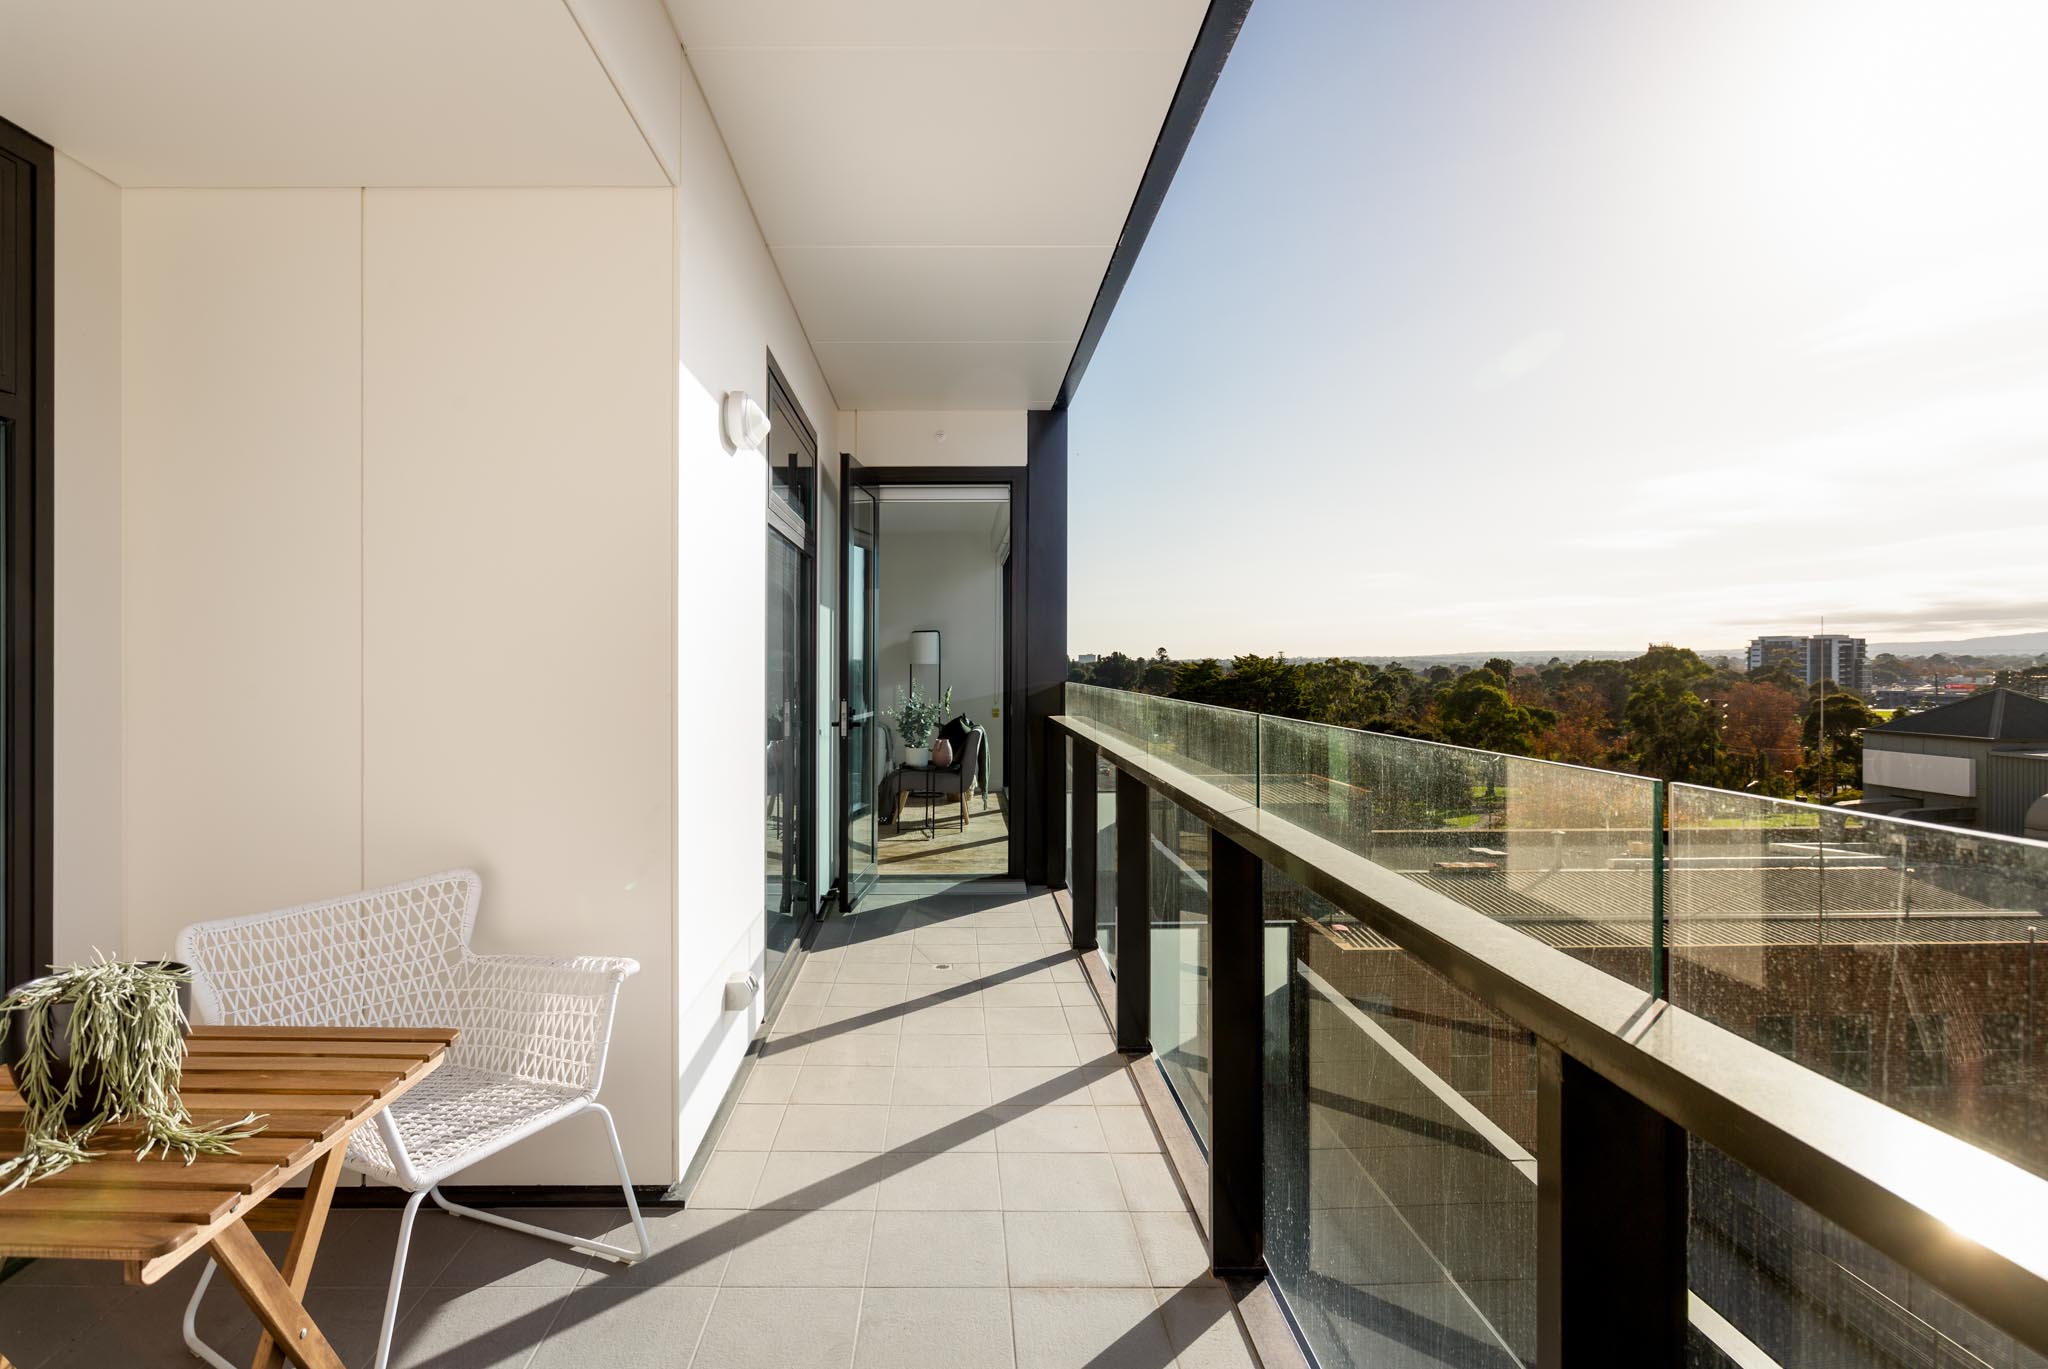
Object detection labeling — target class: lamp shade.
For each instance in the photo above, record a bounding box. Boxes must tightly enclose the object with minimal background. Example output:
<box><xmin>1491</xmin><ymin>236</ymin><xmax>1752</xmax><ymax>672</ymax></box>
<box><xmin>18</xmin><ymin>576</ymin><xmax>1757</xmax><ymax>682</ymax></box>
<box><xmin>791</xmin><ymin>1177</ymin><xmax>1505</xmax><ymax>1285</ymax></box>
<box><xmin>909</xmin><ymin>630</ymin><xmax>941</xmax><ymax>666</ymax></box>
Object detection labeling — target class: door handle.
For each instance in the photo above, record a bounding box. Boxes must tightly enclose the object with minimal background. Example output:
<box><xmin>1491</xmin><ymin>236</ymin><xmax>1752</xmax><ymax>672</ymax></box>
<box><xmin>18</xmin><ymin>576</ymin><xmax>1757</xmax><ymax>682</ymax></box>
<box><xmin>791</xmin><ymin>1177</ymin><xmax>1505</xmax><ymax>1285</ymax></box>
<box><xmin>837</xmin><ymin>698</ymin><xmax>850</xmax><ymax>739</ymax></box>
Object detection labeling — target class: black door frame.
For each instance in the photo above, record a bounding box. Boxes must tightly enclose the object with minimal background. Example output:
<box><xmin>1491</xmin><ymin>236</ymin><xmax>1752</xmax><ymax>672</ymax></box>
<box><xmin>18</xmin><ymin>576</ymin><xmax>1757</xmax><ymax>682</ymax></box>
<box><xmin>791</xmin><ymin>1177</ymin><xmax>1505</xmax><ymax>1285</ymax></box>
<box><xmin>835</xmin><ymin>451</ymin><xmax>880</xmax><ymax>909</ymax></box>
<box><xmin>0</xmin><ymin>117</ymin><xmax>53</xmax><ymax>990</ymax></box>
<box><xmin>858</xmin><ymin>465</ymin><xmax>1030</xmax><ymax>882</ymax></box>
<box><xmin>763</xmin><ymin>353</ymin><xmax>821</xmax><ymax>986</ymax></box>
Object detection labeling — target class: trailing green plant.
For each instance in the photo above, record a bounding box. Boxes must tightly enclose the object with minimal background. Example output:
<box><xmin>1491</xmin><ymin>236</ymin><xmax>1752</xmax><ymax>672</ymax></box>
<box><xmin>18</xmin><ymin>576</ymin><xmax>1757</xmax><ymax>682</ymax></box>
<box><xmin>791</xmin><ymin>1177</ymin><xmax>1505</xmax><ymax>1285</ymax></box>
<box><xmin>0</xmin><ymin>957</ymin><xmax>264</xmax><ymax>1194</ymax></box>
<box><xmin>887</xmin><ymin>682</ymin><xmax>953</xmax><ymax>749</ymax></box>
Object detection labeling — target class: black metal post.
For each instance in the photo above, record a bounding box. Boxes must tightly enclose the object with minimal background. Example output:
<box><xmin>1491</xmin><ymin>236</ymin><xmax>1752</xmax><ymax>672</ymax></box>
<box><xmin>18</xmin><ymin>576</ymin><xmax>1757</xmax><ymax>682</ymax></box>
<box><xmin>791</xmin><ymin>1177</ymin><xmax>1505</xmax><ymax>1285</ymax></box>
<box><xmin>1537</xmin><ymin>1044</ymin><xmax>1686</xmax><ymax>1366</ymax></box>
<box><xmin>1070</xmin><ymin>737</ymin><xmax>1099</xmax><ymax>952</ymax></box>
<box><xmin>1115</xmin><ymin>767</ymin><xmax>1151</xmax><ymax>1054</ymax></box>
<box><xmin>1208</xmin><ymin>827</ymin><xmax>1265</xmax><ymax>1275</ymax></box>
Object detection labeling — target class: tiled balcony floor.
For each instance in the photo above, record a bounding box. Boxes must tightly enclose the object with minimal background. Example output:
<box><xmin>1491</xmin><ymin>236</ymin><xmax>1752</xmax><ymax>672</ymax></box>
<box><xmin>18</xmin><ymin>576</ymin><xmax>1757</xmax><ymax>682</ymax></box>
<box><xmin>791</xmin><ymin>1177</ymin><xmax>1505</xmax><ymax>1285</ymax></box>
<box><xmin>0</xmin><ymin>887</ymin><xmax>1261</xmax><ymax>1368</ymax></box>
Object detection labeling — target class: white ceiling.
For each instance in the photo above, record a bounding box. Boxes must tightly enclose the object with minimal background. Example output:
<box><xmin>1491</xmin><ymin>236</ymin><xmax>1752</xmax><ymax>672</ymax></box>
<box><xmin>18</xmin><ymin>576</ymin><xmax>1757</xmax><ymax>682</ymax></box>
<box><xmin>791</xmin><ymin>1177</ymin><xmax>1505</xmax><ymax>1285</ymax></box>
<box><xmin>881</xmin><ymin>495</ymin><xmax>1011</xmax><ymax>548</ymax></box>
<box><xmin>666</xmin><ymin>0</ymin><xmax>1208</xmax><ymax>410</ymax></box>
<box><xmin>0</xmin><ymin>0</ymin><xmax>668</xmax><ymax>187</ymax></box>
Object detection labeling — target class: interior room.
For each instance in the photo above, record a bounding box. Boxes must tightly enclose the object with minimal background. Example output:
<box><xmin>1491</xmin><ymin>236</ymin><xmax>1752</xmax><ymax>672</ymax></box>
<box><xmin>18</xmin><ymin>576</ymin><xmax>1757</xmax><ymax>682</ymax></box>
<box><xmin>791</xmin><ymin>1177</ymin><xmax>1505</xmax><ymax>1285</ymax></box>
<box><xmin>872</xmin><ymin>486</ymin><xmax>1013</xmax><ymax>879</ymax></box>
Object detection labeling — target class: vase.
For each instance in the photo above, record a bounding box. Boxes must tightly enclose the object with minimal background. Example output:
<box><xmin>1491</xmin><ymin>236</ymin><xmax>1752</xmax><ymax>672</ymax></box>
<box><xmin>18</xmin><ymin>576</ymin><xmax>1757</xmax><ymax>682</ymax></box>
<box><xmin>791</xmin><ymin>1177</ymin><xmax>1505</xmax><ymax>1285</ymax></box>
<box><xmin>904</xmin><ymin>746</ymin><xmax>932</xmax><ymax>768</ymax></box>
<box><xmin>1</xmin><ymin>963</ymin><xmax>193</xmax><ymax>1126</ymax></box>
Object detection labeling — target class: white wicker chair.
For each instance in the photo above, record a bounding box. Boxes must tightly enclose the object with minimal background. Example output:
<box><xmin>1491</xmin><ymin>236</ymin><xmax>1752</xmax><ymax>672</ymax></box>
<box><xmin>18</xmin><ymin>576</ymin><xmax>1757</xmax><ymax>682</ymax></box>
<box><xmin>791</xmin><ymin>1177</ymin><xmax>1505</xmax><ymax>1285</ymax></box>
<box><xmin>172</xmin><ymin>869</ymin><xmax>651</xmax><ymax>1369</ymax></box>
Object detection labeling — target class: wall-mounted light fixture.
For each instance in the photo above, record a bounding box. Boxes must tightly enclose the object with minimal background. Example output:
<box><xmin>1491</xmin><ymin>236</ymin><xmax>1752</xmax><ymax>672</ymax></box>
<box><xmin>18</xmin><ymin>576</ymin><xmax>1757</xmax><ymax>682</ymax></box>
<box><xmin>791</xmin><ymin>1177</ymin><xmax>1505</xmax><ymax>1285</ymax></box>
<box><xmin>722</xmin><ymin>390</ymin><xmax>771</xmax><ymax>453</ymax></box>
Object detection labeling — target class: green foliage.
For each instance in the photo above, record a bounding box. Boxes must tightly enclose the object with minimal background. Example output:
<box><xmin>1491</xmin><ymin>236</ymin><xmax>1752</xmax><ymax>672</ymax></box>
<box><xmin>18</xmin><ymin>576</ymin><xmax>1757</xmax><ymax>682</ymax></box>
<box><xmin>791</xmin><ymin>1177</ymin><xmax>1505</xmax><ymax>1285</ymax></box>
<box><xmin>0</xmin><ymin>958</ymin><xmax>265</xmax><ymax>1194</ymax></box>
<box><xmin>1070</xmin><ymin>643</ymin><xmax>1876</xmax><ymax>791</ymax></box>
<box><xmin>1436</xmin><ymin>672</ymin><xmax>1554</xmax><ymax>754</ymax></box>
<box><xmin>886</xmin><ymin>683</ymin><xmax>953</xmax><ymax>748</ymax></box>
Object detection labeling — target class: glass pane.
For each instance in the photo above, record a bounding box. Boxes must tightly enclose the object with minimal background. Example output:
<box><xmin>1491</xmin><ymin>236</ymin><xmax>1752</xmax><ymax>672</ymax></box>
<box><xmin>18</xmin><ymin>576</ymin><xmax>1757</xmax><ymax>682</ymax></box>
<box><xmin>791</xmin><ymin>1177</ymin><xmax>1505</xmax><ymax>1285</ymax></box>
<box><xmin>1260</xmin><ymin>715</ymin><xmax>1662</xmax><ymax>990</ymax></box>
<box><xmin>764</xmin><ymin>529</ymin><xmax>806</xmax><ymax>986</ymax></box>
<box><xmin>1067</xmin><ymin>683</ymin><xmax>1258</xmax><ymax>803</ymax></box>
<box><xmin>1689</xmin><ymin>1138</ymin><xmax>2048</xmax><ymax>1369</ymax></box>
<box><xmin>1265</xmin><ymin>868</ymin><xmax>1538</xmax><ymax>1368</ymax></box>
<box><xmin>1149</xmin><ymin>792</ymin><xmax>1212</xmax><ymax>1143</ymax></box>
<box><xmin>1063</xmin><ymin>736</ymin><xmax>1073</xmax><ymax>899</ymax></box>
<box><xmin>1097</xmin><ymin>752</ymin><xmax>1119</xmax><ymax>969</ymax></box>
<box><xmin>767</xmin><ymin>397</ymin><xmax>813</xmax><ymax>530</ymax></box>
<box><xmin>844</xmin><ymin>484</ymin><xmax>879</xmax><ymax>900</ymax></box>
<box><xmin>1670</xmin><ymin>787</ymin><xmax>2048</xmax><ymax>1178</ymax></box>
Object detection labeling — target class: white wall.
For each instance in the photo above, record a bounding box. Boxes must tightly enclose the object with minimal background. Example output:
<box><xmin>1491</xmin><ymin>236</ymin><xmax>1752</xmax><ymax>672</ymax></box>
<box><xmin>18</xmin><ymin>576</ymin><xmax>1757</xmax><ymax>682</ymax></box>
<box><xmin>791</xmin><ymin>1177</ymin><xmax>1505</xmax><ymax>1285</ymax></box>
<box><xmin>852</xmin><ymin>410</ymin><xmax>1024</xmax><ymax>467</ymax></box>
<box><xmin>50</xmin><ymin>42</ymin><xmax>846</xmax><ymax>1189</ymax></box>
<box><xmin>52</xmin><ymin>153</ymin><xmax>124</xmax><ymax>964</ymax></box>
<box><xmin>118</xmin><ymin>186</ymin><xmax>679</xmax><ymax>1185</ymax></box>
<box><xmin>361</xmin><ymin>188</ymin><xmax>677</xmax><ymax>1184</ymax></box>
<box><xmin>122</xmin><ymin>189</ymin><xmax>366</xmax><ymax>945</ymax></box>
<box><xmin>670</xmin><ymin>52</ymin><xmax>842</xmax><ymax>1176</ymax></box>
<box><xmin>879</xmin><ymin>527</ymin><xmax>1006</xmax><ymax>791</ymax></box>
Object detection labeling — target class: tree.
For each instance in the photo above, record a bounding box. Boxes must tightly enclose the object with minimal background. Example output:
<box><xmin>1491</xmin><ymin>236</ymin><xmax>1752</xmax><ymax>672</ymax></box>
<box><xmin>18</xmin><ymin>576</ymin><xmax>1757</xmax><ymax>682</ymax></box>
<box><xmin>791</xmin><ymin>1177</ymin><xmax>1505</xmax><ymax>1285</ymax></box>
<box><xmin>1802</xmin><ymin>687</ymin><xmax>1879</xmax><ymax>798</ymax></box>
<box><xmin>1534</xmin><ymin>683</ymin><xmax>1614</xmax><ymax>767</ymax></box>
<box><xmin>1170</xmin><ymin>658</ymin><xmax>1227</xmax><ymax>702</ymax></box>
<box><xmin>1483</xmin><ymin>657</ymin><xmax>1518</xmax><ymax>683</ymax></box>
<box><xmin>1090</xmin><ymin>651</ymin><xmax>1141</xmax><ymax>690</ymax></box>
<box><xmin>1436</xmin><ymin>671</ymin><xmax>1554</xmax><ymax>754</ymax></box>
<box><xmin>1721</xmin><ymin>680</ymin><xmax>1802</xmax><ymax>784</ymax></box>
<box><xmin>1213</xmin><ymin>653</ymin><xmax>1307</xmax><ymax>717</ymax></box>
<box><xmin>1139</xmin><ymin>659</ymin><xmax>1176</xmax><ymax>694</ymax></box>
<box><xmin>1622</xmin><ymin>675</ymin><xmax>1724</xmax><ymax>782</ymax></box>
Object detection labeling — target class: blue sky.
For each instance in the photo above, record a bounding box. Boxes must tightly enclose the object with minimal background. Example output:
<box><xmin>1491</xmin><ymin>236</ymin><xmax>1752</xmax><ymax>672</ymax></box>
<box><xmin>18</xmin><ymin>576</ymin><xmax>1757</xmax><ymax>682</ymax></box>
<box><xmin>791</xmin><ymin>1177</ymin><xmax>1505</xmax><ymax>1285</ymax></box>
<box><xmin>1069</xmin><ymin>1</ymin><xmax>2048</xmax><ymax>658</ymax></box>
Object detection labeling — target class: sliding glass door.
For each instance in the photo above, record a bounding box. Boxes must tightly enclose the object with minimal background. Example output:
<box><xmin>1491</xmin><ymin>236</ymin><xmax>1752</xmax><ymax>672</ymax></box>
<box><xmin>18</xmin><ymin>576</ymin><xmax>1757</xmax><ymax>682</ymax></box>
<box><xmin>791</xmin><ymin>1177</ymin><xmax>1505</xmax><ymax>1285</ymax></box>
<box><xmin>763</xmin><ymin>366</ymin><xmax>817</xmax><ymax>992</ymax></box>
<box><xmin>839</xmin><ymin>459</ymin><xmax>880</xmax><ymax>907</ymax></box>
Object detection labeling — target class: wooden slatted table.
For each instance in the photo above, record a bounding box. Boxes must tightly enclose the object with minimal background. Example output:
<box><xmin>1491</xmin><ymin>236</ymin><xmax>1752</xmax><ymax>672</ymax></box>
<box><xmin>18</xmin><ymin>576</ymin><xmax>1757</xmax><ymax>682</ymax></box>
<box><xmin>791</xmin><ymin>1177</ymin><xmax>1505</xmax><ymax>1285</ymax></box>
<box><xmin>0</xmin><ymin>1025</ymin><xmax>453</xmax><ymax>1369</ymax></box>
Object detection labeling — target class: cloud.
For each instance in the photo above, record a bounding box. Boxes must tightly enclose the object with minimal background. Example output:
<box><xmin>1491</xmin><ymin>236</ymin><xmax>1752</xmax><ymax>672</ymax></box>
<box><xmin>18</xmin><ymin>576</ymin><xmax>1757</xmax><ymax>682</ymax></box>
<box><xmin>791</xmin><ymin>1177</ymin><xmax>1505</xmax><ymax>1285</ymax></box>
<box><xmin>1809</xmin><ymin>250</ymin><xmax>2048</xmax><ymax>355</ymax></box>
<box><xmin>1474</xmin><ymin>330</ymin><xmax>1566</xmax><ymax>390</ymax></box>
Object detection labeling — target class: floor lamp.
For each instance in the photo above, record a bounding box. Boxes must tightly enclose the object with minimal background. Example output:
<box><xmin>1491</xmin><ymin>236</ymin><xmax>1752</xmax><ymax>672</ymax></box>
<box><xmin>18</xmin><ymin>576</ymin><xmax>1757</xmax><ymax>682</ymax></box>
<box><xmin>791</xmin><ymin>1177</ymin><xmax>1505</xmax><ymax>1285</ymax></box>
<box><xmin>909</xmin><ymin>629</ymin><xmax>942</xmax><ymax>702</ymax></box>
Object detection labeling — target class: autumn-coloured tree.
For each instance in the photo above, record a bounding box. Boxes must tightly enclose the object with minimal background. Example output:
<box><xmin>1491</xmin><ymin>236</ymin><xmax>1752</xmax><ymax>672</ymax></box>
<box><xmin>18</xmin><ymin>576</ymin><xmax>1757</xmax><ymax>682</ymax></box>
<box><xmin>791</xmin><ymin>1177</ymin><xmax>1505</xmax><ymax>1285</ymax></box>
<box><xmin>1720</xmin><ymin>680</ymin><xmax>1802</xmax><ymax>783</ymax></box>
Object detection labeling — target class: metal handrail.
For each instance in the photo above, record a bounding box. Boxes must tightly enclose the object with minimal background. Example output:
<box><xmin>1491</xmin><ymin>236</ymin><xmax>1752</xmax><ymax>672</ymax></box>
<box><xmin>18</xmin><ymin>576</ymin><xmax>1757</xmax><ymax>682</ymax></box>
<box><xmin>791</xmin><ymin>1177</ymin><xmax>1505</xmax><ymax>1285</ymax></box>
<box><xmin>1053</xmin><ymin>710</ymin><xmax>2048</xmax><ymax>1357</ymax></box>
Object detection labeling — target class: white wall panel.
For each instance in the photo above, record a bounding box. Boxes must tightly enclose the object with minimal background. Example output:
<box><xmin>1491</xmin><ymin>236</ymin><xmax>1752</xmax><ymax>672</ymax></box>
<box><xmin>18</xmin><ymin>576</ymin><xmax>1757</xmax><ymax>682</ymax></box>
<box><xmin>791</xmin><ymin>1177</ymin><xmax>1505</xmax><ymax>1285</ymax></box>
<box><xmin>362</xmin><ymin>187</ymin><xmax>677</xmax><ymax>1185</ymax></box>
<box><xmin>121</xmin><ymin>189</ymin><xmax>364</xmax><ymax>957</ymax></box>
<box><xmin>52</xmin><ymin>153</ymin><xmax>124</xmax><ymax>964</ymax></box>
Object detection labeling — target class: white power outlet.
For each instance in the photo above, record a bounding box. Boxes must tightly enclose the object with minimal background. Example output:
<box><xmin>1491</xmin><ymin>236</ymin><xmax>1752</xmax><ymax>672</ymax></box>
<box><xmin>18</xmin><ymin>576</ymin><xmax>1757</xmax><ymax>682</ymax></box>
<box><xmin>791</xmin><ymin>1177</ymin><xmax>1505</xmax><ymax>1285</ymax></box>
<box><xmin>723</xmin><ymin>974</ymin><xmax>758</xmax><ymax>1012</ymax></box>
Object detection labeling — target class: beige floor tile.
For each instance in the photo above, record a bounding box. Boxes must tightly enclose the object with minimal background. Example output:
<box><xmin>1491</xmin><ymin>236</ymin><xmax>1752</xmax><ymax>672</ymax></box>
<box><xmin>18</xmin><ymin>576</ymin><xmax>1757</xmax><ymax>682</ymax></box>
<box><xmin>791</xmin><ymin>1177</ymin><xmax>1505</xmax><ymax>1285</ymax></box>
<box><xmin>692</xmin><ymin>1286</ymin><xmax>861</xmax><ymax>1368</ymax></box>
<box><xmin>1012</xmin><ymin>1288</ymin><xmax>1176</xmax><ymax>1368</ymax></box>
<box><xmin>1132</xmin><ymin>1210</ymin><xmax>1212</xmax><ymax>1287</ymax></box>
<box><xmin>987</xmin><ymin>1034</ymin><xmax>1081</xmax><ymax>1066</ymax></box>
<box><xmin>791</xmin><ymin>1065</ymin><xmax>897</xmax><ymax>1105</ymax></box>
<box><xmin>985</xmin><ymin>1006</ymin><xmax>1072</xmax><ymax>1035</ymax></box>
<box><xmin>1097</xmin><ymin>1106</ymin><xmax>1163</xmax><ymax>1153</ymax></box>
<box><xmin>1113</xmin><ymin>1152</ymin><xmax>1188</xmax><ymax>1211</ymax></box>
<box><xmin>717</xmin><ymin>1103</ymin><xmax>785</xmax><ymax>1151</ymax></box>
<box><xmin>896</xmin><ymin>1034</ymin><xmax>989</xmax><ymax>1068</ymax></box>
<box><xmin>1004</xmin><ymin>1211</ymin><xmax>1149</xmax><ymax>1286</ymax></box>
<box><xmin>998</xmin><ymin>1152</ymin><xmax>1127</xmax><ymax>1210</ymax></box>
<box><xmin>1157</xmin><ymin>1283</ymin><xmax>1260</xmax><ymax>1368</ymax></box>
<box><xmin>752</xmin><ymin>1151</ymin><xmax>886</xmax><ymax>1211</ymax></box>
<box><xmin>774</xmin><ymin>1103</ymin><xmax>890</xmax><ymax>1151</ymax></box>
<box><xmin>721</xmin><ymin>1210</ymin><xmax>875</xmax><ymax>1287</ymax></box>
<box><xmin>875</xmin><ymin>1150</ymin><xmax>1004</xmax><ymax>1211</ymax></box>
<box><xmin>892</xmin><ymin>1066</ymin><xmax>995</xmax><ymax>1106</ymax></box>
<box><xmin>993</xmin><ymin>1105</ymin><xmax>1108</xmax><ymax>1153</ymax></box>
<box><xmin>885</xmin><ymin>1104</ymin><xmax>1002</xmax><ymax>1153</ymax></box>
<box><xmin>854</xmin><ymin>1287</ymin><xmax>1014</xmax><ymax>1368</ymax></box>
<box><xmin>864</xmin><ymin>1210</ymin><xmax>1011</xmax><ymax>1287</ymax></box>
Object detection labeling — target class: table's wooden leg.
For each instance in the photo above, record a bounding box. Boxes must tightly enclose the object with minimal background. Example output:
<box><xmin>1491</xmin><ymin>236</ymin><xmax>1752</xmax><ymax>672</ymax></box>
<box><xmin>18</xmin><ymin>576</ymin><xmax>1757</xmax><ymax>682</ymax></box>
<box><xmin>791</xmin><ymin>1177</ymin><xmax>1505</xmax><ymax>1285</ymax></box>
<box><xmin>208</xmin><ymin>1219</ymin><xmax>345</xmax><ymax>1369</ymax></box>
<box><xmin>250</xmin><ymin>1136</ymin><xmax>351</xmax><ymax>1369</ymax></box>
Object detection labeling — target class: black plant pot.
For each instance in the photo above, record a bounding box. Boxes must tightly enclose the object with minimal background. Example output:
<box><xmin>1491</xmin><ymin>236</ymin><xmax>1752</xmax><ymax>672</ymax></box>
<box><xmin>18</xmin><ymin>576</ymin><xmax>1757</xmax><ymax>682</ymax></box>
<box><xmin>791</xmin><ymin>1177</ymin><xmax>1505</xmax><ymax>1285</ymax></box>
<box><xmin>0</xmin><ymin>963</ymin><xmax>193</xmax><ymax>1127</ymax></box>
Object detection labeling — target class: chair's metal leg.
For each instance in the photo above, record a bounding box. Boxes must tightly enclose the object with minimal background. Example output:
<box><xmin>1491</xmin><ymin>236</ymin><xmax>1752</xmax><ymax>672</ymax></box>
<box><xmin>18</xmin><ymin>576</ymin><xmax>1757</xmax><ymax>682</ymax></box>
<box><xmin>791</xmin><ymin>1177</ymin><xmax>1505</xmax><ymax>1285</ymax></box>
<box><xmin>427</xmin><ymin>1104</ymin><xmax>651</xmax><ymax>1264</ymax></box>
<box><xmin>180</xmin><ymin>1257</ymin><xmax>240</xmax><ymax>1369</ymax></box>
<box><xmin>369</xmin><ymin>1188</ymin><xmax>431</xmax><ymax>1369</ymax></box>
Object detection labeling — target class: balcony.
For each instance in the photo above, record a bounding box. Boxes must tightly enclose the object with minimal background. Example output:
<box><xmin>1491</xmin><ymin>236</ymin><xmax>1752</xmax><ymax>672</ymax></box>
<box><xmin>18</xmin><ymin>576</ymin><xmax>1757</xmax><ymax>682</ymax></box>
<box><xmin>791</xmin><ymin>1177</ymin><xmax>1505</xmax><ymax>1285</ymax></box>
<box><xmin>1054</xmin><ymin>682</ymin><xmax>2048</xmax><ymax>1368</ymax></box>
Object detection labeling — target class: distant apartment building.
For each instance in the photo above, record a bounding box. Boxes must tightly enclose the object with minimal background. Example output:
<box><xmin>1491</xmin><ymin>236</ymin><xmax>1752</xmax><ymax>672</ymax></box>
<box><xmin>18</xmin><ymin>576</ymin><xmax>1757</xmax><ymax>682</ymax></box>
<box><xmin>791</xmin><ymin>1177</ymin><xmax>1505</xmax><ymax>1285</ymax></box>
<box><xmin>1747</xmin><ymin>632</ymin><xmax>1868</xmax><ymax>695</ymax></box>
